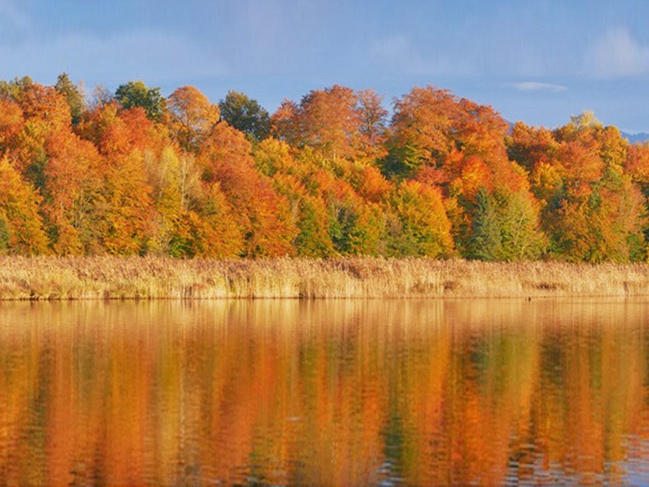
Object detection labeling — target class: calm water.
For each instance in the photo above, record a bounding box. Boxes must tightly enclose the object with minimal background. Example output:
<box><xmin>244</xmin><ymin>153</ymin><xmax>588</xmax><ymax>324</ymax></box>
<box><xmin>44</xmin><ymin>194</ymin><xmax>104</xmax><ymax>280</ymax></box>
<box><xmin>0</xmin><ymin>299</ymin><xmax>648</xmax><ymax>486</ymax></box>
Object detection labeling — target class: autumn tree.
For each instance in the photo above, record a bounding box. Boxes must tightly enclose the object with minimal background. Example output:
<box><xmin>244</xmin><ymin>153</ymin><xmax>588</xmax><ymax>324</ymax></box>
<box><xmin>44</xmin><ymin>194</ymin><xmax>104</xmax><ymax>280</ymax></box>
<box><xmin>4</xmin><ymin>82</ymin><xmax>74</xmax><ymax>192</ymax></box>
<box><xmin>0</xmin><ymin>98</ymin><xmax>24</xmax><ymax>158</ymax></box>
<box><xmin>521</xmin><ymin>115</ymin><xmax>648</xmax><ymax>262</ymax></box>
<box><xmin>386</xmin><ymin>180</ymin><xmax>454</xmax><ymax>257</ymax></box>
<box><xmin>91</xmin><ymin>106</ymin><xmax>173</xmax><ymax>254</ymax></box>
<box><xmin>272</xmin><ymin>85</ymin><xmax>368</xmax><ymax>160</ymax></box>
<box><xmin>40</xmin><ymin>131</ymin><xmax>106</xmax><ymax>254</ymax></box>
<box><xmin>0</xmin><ymin>76</ymin><xmax>33</xmax><ymax>101</ymax></box>
<box><xmin>329</xmin><ymin>198</ymin><xmax>385</xmax><ymax>255</ymax></box>
<box><xmin>0</xmin><ymin>158</ymin><xmax>48</xmax><ymax>254</ymax></box>
<box><xmin>99</xmin><ymin>151</ymin><xmax>153</xmax><ymax>254</ymax></box>
<box><xmin>146</xmin><ymin>146</ymin><xmax>242</xmax><ymax>257</ymax></box>
<box><xmin>272</xmin><ymin>172</ymin><xmax>335</xmax><ymax>257</ymax></box>
<box><xmin>254</xmin><ymin>137</ymin><xmax>300</xmax><ymax>177</ymax></box>
<box><xmin>625</xmin><ymin>143</ymin><xmax>649</xmax><ymax>195</ymax></box>
<box><xmin>357</xmin><ymin>89</ymin><xmax>388</xmax><ymax>153</ymax></box>
<box><xmin>201</xmin><ymin>123</ymin><xmax>298</xmax><ymax>256</ymax></box>
<box><xmin>167</xmin><ymin>86</ymin><xmax>220</xmax><ymax>153</ymax></box>
<box><xmin>90</xmin><ymin>84</ymin><xmax>113</xmax><ymax>109</ymax></box>
<box><xmin>254</xmin><ymin>139</ymin><xmax>334</xmax><ymax>256</ymax></box>
<box><xmin>78</xmin><ymin>102</ymin><xmax>167</xmax><ymax>157</ymax></box>
<box><xmin>506</xmin><ymin>122</ymin><xmax>558</xmax><ymax>172</ymax></box>
<box><xmin>384</xmin><ymin>86</ymin><xmax>461</xmax><ymax>177</ymax></box>
<box><xmin>219</xmin><ymin>91</ymin><xmax>270</xmax><ymax>141</ymax></box>
<box><xmin>311</xmin><ymin>168</ymin><xmax>385</xmax><ymax>255</ymax></box>
<box><xmin>349</xmin><ymin>164</ymin><xmax>392</xmax><ymax>203</ymax></box>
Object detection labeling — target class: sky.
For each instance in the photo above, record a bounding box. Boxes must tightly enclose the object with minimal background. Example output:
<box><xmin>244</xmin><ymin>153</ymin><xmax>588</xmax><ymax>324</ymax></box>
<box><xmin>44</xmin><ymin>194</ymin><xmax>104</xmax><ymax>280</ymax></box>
<box><xmin>2</xmin><ymin>0</ymin><xmax>649</xmax><ymax>132</ymax></box>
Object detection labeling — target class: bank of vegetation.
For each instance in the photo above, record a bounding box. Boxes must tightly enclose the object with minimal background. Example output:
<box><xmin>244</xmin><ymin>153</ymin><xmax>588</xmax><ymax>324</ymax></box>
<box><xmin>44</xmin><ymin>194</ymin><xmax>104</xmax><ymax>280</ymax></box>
<box><xmin>0</xmin><ymin>76</ymin><xmax>649</xmax><ymax>264</ymax></box>
<box><xmin>1</xmin><ymin>257</ymin><xmax>649</xmax><ymax>300</ymax></box>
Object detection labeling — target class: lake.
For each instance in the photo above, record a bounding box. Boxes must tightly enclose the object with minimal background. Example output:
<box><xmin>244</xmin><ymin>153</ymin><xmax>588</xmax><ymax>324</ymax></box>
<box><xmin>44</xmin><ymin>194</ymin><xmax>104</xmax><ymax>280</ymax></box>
<box><xmin>0</xmin><ymin>299</ymin><xmax>648</xmax><ymax>486</ymax></box>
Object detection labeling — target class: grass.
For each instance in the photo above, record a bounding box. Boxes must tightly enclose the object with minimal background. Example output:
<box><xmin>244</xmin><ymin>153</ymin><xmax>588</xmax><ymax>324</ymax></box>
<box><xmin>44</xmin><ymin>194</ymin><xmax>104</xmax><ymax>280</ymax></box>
<box><xmin>1</xmin><ymin>256</ymin><xmax>649</xmax><ymax>300</ymax></box>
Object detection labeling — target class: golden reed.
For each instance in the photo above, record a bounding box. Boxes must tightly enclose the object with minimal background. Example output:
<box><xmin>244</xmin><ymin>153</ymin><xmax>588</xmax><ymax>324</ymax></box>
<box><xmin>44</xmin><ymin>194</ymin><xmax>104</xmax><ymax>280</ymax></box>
<box><xmin>0</xmin><ymin>256</ymin><xmax>648</xmax><ymax>300</ymax></box>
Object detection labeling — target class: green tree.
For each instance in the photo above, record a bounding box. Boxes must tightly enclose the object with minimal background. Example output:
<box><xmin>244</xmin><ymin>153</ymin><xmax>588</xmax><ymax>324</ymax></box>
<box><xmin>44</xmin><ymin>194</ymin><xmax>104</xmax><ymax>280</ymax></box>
<box><xmin>54</xmin><ymin>73</ymin><xmax>85</xmax><ymax>125</ymax></box>
<box><xmin>219</xmin><ymin>91</ymin><xmax>270</xmax><ymax>141</ymax></box>
<box><xmin>0</xmin><ymin>216</ymin><xmax>9</xmax><ymax>253</ymax></box>
<box><xmin>114</xmin><ymin>81</ymin><xmax>165</xmax><ymax>122</ymax></box>
<box><xmin>469</xmin><ymin>188</ymin><xmax>547</xmax><ymax>261</ymax></box>
<box><xmin>0</xmin><ymin>76</ymin><xmax>33</xmax><ymax>101</ymax></box>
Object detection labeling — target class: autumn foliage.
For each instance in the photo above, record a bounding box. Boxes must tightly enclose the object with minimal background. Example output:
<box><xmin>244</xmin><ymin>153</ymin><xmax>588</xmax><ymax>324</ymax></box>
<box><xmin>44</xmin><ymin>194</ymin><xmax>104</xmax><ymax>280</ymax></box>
<box><xmin>0</xmin><ymin>76</ymin><xmax>648</xmax><ymax>261</ymax></box>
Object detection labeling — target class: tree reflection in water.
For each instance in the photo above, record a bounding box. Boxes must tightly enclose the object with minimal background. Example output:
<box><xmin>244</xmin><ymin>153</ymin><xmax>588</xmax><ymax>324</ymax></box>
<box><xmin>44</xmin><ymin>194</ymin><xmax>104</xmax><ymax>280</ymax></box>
<box><xmin>0</xmin><ymin>299</ymin><xmax>647</xmax><ymax>486</ymax></box>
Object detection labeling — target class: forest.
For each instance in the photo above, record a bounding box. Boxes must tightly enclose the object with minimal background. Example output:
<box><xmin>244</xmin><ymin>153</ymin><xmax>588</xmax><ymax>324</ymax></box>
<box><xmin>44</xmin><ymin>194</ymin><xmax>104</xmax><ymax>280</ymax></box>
<box><xmin>0</xmin><ymin>74</ymin><xmax>647</xmax><ymax>263</ymax></box>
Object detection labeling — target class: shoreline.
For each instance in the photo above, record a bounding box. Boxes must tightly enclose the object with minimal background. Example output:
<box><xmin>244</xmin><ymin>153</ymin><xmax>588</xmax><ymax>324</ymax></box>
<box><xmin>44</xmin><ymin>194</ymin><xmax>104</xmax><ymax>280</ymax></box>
<box><xmin>1</xmin><ymin>256</ymin><xmax>649</xmax><ymax>300</ymax></box>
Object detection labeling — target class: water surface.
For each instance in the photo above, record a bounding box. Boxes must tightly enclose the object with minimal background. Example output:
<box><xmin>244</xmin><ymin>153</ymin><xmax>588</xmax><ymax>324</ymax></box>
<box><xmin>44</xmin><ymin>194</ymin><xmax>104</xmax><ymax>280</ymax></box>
<box><xmin>0</xmin><ymin>299</ymin><xmax>648</xmax><ymax>486</ymax></box>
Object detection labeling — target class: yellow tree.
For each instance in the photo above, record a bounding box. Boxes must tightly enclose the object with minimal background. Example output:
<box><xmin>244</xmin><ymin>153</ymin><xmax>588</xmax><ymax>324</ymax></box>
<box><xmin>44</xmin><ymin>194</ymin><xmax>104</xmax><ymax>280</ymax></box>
<box><xmin>0</xmin><ymin>158</ymin><xmax>48</xmax><ymax>254</ymax></box>
<box><xmin>387</xmin><ymin>180</ymin><xmax>454</xmax><ymax>257</ymax></box>
<box><xmin>147</xmin><ymin>146</ymin><xmax>243</xmax><ymax>257</ymax></box>
<box><xmin>167</xmin><ymin>86</ymin><xmax>220</xmax><ymax>153</ymax></box>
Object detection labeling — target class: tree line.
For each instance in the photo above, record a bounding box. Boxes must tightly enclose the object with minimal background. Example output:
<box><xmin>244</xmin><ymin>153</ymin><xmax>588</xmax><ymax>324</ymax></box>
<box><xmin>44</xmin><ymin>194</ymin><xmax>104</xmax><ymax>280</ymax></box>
<box><xmin>0</xmin><ymin>74</ymin><xmax>646</xmax><ymax>262</ymax></box>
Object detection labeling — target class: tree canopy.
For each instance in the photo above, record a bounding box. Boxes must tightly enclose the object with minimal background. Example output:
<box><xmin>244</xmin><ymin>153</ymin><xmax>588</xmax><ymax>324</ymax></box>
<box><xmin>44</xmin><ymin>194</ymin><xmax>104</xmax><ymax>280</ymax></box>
<box><xmin>219</xmin><ymin>91</ymin><xmax>270</xmax><ymax>141</ymax></box>
<box><xmin>0</xmin><ymin>76</ymin><xmax>646</xmax><ymax>262</ymax></box>
<box><xmin>114</xmin><ymin>81</ymin><xmax>165</xmax><ymax>122</ymax></box>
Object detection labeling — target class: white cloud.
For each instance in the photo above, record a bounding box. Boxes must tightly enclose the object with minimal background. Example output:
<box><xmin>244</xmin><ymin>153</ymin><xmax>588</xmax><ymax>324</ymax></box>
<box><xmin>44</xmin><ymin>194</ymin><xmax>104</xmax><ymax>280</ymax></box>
<box><xmin>586</xmin><ymin>27</ymin><xmax>649</xmax><ymax>77</ymax></box>
<box><xmin>0</xmin><ymin>30</ymin><xmax>229</xmax><ymax>86</ymax></box>
<box><xmin>511</xmin><ymin>81</ymin><xmax>567</xmax><ymax>92</ymax></box>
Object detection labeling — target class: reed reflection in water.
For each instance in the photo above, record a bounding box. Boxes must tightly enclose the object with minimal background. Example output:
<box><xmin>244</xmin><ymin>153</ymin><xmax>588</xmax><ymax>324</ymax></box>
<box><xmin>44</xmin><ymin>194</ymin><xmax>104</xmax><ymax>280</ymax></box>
<box><xmin>0</xmin><ymin>299</ymin><xmax>648</xmax><ymax>486</ymax></box>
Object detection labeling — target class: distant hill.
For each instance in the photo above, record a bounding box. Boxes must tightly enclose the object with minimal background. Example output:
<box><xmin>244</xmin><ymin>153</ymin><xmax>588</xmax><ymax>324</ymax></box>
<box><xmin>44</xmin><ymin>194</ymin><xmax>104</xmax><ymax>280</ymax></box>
<box><xmin>622</xmin><ymin>132</ymin><xmax>649</xmax><ymax>144</ymax></box>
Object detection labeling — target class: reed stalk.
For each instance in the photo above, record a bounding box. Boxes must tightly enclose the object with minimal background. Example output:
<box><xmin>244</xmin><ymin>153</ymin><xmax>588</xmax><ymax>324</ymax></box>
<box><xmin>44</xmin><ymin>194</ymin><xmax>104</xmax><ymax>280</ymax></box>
<box><xmin>0</xmin><ymin>256</ymin><xmax>648</xmax><ymax>300</ymax></box>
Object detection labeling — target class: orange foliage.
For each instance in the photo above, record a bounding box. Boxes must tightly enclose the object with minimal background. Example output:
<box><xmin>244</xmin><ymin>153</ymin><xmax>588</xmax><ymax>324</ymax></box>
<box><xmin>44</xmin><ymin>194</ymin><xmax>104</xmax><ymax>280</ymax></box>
<box><xmin>0</xmin><ymin>158</ymin><xmax>48</xmax><ymax>254</ymax></box>
<box><xmin>203</xmin><ymin>123</ymin><xmax>297</xmax><ymax>256</ymax></box>
<box><xmin>455</xmin><ymin>155</ymin><xmax>492</xmax><ymax>200</ymax></box>
<box><xmin>390</xmin><ymin>86</ymin><xmax>460</xmax><ymax>166</ymax></box>
<box><xmin>0</xmin><ymin>98</ymin><xmax>24</xmax><ymax>152</ymax></box>
<box><xmin>356</xmin><ymin>88</ymin><xmax>388</xmax><ymax>159</ymax></box>
<box><xmin>0</xmin><ymin>76</ymin><xmax>646</xmax><ymax>261</ymax></box>
<box><xmin>272</xmin><ymin>85</ymin><xmax>380</xmax><ymax>161</ymax></box>
<box><xmin>351</xmin><ymin>165</ymin><xmax>391</xmax><ymax>203</ymax></box>
<box><xmin>626</xmin><ymin>143</ymin><xmax>649</xmax><ymax>186</ymax></box>
<box><xmin>556</xmin><ymin>139</ymin><xmax>604</xmax><ymax>190</ymax></box>
<box><xmin>101</xmin><ymin>150</ymin><xmax>155</xmax><ymax>254</ymax></box>
<box><xmin>42</xmin><ymin>131</ymin><xmax>105</xmax><ymax>254</ymax></box>
<box><xmin>507</xmin><ymin>122</ymin><xmax>557</xmax><ymax>171</ymax></box>
<box><xmin>167</xmin><ymin>85</ymin><xmax>220</xmax><ymax>152</ymax></box>
<box><xmin>16</xmin><ymin>83</ymin><xmax>71</xmax><ymax>130</ymax></box>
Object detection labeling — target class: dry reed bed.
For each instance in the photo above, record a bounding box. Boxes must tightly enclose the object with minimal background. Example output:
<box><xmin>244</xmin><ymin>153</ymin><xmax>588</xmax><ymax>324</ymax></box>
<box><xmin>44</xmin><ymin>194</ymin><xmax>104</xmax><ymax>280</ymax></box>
<box><xmin>0</xmin><ymin>256</ymin><xmax>648</xmax><ymax>300</ymax></box>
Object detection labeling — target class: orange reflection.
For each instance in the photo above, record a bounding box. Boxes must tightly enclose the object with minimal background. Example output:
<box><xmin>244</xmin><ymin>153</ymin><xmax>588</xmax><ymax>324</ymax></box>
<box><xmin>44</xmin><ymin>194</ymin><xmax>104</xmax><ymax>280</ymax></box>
<box><xmin>0</xmin><ymin>299</ymin><xmax>647</xmax><ymax>486</ymax></box>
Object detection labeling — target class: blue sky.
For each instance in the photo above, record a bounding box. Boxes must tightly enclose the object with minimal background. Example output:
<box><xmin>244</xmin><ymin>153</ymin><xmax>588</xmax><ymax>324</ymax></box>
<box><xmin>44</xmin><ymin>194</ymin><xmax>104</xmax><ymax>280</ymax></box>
<box><xmin>2</xmin><ymin>0</ymin><xmax>649</xmax><ymax>132</ymax></box>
